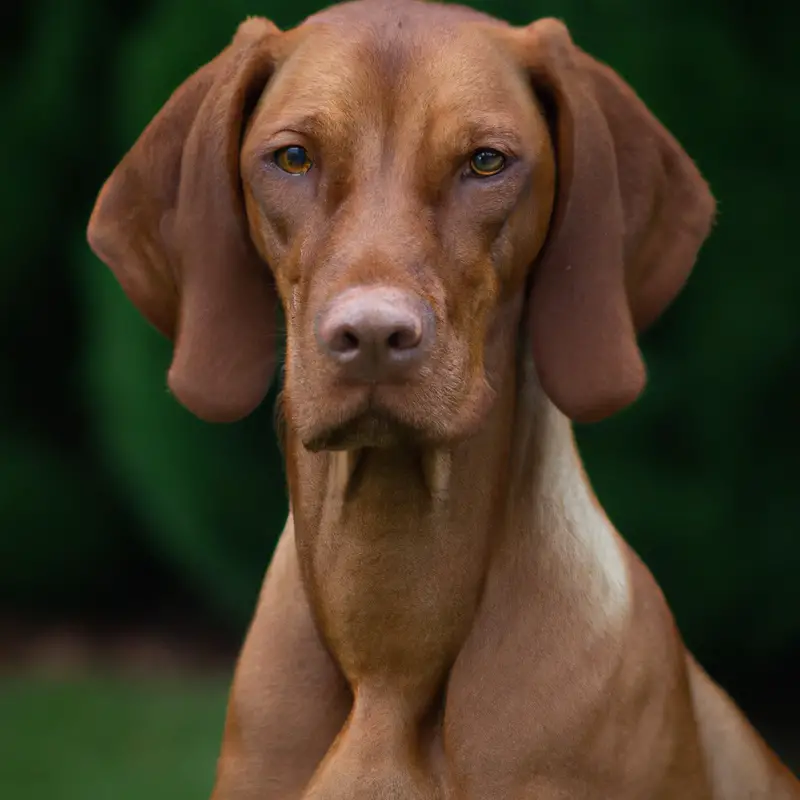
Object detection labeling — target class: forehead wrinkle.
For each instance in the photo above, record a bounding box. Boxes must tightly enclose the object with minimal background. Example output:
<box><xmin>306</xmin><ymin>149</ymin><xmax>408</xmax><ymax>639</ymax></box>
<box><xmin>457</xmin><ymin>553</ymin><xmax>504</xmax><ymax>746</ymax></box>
<box><xmin>385</xmin><ymin>32</ymin><xmax>534</xmax><ymax>170</ymax></box>
<box><xmin>260</xmin><ymin>28</ymin><xmax>388</xmax><ymax>138</ymax></box>
<box><xmin>414</xmin><ymin>29</ymin><xmax>526</xmax><ymax>108</ymax></box>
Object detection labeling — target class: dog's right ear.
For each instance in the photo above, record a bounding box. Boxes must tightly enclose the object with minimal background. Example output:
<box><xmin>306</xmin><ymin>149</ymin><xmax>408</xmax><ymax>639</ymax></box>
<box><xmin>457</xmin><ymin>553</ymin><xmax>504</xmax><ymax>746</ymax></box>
<box><xmin>88</xmin><ymin>18</ymin><xmax>282</xmax><ymax>423</ymax></box>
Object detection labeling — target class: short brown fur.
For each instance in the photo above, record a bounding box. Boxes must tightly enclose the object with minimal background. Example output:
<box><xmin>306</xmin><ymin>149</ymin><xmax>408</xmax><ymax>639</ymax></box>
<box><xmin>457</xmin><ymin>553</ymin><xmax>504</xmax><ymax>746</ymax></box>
<box><xmin>87</xmin><ymin>1</ymin><xmax>798</xmax><ymax>798</ymax></box>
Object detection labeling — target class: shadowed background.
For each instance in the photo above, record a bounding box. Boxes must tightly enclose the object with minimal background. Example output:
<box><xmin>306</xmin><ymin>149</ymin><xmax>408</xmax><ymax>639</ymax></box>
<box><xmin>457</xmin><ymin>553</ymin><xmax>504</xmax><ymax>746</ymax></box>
<box><xmin>1</xmin><ymin>0</ymin><xmax>798</xmax><ymax>796</ymax></box>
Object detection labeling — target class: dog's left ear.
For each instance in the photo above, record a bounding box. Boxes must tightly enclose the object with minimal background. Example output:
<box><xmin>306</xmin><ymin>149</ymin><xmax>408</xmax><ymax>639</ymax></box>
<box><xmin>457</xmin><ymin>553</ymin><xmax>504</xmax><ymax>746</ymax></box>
<box><xmin>514</xmin><ymin>19</ymin><xmax>716</xmax><ymax>423</ymax></box>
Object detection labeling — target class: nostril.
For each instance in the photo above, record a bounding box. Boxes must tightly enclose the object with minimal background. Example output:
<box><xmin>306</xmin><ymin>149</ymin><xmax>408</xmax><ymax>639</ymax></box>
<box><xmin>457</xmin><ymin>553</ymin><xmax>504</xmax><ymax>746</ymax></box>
<box><xmin>387</xmin><ymin>331</ymin><xmax>403</xmax><ymax>350</ymax></box>
<box><xmin>330</xmin><ymin>326</ymin><xmax>360</xmax><ymax>355</ymax></box>
<box><xmin>386</xmin><ymin>320</ymin><xmax>422</xmax><ymax>352</ymax></box>
<box><xmin>342</xmin><ymin>329</ymin><xmax>360</xmax><ymax>351</ymax></box>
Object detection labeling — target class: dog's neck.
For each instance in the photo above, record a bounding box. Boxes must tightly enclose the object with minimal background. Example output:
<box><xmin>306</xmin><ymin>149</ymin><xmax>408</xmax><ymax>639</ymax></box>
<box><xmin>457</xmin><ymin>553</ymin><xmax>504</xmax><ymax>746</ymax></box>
<box><xmin>284</xmin><ymin>311</ymin><xmax>630</xmax><ymax>736</ymax></box>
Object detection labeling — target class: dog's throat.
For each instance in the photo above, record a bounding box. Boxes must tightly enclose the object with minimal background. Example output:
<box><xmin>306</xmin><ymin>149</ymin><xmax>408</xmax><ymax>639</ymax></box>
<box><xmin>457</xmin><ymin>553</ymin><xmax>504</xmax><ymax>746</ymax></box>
<box><xmin>291</xmin><ymin>441</ymin><xmax>490</xmax><ymax>714</ymax></box>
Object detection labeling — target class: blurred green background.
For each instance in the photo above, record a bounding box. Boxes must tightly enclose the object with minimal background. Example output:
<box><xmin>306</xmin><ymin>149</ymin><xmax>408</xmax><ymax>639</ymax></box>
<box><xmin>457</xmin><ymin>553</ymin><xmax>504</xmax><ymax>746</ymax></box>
<box><xmin>1</xmin><ymin>0</ymin><xmax>798</xmax><ymax>796</ymax></box>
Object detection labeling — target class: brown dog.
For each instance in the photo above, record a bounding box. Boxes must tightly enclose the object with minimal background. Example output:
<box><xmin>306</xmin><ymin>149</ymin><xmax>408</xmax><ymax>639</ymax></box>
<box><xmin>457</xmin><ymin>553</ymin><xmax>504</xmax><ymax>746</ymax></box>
<box><xmin>87</xmin><ymin>1</ymin><xmax>799</xmax><ymax>797</ymax></box>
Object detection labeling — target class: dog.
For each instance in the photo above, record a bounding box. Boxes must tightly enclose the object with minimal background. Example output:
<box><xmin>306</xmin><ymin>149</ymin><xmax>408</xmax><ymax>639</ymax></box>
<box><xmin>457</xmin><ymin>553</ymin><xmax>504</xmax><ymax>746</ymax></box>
<box><xmin>87</xmin><ymin>1</ymin><xmax>800</xmax><ymax>797</ymax></box>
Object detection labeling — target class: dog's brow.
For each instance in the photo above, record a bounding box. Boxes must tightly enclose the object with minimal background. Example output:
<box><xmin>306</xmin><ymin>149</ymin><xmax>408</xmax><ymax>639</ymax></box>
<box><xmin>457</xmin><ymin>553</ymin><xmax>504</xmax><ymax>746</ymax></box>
<box><xmin>460</xmin><ymin>121</ymin><xmax>524</xmax><ymax>151</ymax></box>
<box><xmin>259</xmin><ymin>113</ymin><xmax>334</xmax><ymax>140</ymax></box>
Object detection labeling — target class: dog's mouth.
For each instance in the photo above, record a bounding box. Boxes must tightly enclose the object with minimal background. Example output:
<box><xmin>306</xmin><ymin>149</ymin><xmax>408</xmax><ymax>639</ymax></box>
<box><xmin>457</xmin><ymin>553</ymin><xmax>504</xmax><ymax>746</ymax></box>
<box><xmin>298</xmin><ymin>373</ymin><xmax>465</xmax><ymax>452</ymax></box>
<box><xmin>294</xmin><ymin>366</ymin><xmax>496</xmax><ymax>453</ymax></box>
<box><xmin>303</xmin><ymin>403</ymin><xmax>426</xmax><ymax>452</ymax></box>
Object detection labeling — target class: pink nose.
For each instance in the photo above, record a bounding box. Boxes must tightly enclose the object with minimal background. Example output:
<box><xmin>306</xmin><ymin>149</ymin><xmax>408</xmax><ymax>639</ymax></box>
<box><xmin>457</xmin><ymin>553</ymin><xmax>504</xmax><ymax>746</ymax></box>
<box><xmin>316</xmin><ymin>287</ymin><xmax>434</xmax><ymax>383</ymax></box>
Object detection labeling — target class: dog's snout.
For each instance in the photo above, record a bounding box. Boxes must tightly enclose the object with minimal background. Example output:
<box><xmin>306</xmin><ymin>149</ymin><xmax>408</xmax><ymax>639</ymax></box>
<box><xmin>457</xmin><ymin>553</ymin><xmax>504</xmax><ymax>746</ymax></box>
<box><xmin>316</xmin><ymin>287</ymin><xmax>433</xmax><ymax>382</ymax></box>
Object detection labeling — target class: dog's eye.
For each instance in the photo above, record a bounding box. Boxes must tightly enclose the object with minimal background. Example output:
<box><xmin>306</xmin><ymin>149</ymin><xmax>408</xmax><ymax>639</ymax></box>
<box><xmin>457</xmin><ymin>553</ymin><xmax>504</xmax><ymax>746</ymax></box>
<box><xmin>469</xmin><ymin>148</ymin><xmax>506</xmax><ymax>177</ymax></box>
<box><xmin>274</xmin><ymin>145</ymin><xmax>313</xmax><ymax>175</ymax></box>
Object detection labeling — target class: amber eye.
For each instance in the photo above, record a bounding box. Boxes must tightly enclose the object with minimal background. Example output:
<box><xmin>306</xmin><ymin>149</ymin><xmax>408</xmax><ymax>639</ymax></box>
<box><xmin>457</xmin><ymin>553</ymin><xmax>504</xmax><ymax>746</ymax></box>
<box><xmin>274</xmin><ymin>145</ymin><xmax>313</xmax><ymax>175</ymax></box>
<box><xmin>469</xmin><ymin>148</ymin><xmax>506</xmax><ymax>177</ymax></box>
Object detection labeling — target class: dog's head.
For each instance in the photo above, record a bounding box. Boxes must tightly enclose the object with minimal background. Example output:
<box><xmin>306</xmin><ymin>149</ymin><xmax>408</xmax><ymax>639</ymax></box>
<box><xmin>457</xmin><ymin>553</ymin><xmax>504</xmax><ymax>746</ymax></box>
<box><xmin>88</xmin><ymin>0</ymin><xmax>714</xmax><ymax>451</ymax></box>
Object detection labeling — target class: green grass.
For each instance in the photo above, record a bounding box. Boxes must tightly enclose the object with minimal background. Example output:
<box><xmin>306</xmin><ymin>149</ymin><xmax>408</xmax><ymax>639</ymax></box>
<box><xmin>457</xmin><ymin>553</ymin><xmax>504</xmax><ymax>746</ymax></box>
<box><xmin>3</xmin><ymin>674</ymin><xmax>795</xmax><ymax>797</ymax></box>
<box><xmin>0</xmin><ymin>675</ymin><xmax>230</xmax><ymax>800</ymax></box>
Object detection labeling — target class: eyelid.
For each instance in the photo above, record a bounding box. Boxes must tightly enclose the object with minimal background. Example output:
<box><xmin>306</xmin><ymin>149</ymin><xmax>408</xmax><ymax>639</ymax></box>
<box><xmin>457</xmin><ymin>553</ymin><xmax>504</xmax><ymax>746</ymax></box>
<box><xmin>462</xmin><ymin>122</ymin><xmax>523</xmax><ymax>157</ymax></box>
<box><xmin>462</xmin><ymin>150</ymin><xmax>518</xmax><ymax>180</ymax></box>
<box><xmin>259</xmin><ymin>131</ymin><xmax>315</xmax><ymax>160</ymax></box>
<box><xmin>472</xmin><ymin>141</ymin><xmax>518</xmax><ymax>160</ymax></box>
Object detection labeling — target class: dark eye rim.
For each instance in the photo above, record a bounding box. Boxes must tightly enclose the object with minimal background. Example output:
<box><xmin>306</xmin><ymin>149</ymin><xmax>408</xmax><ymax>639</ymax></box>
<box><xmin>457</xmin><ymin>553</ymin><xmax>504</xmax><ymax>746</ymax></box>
<box><xmin>273</xmin><ymin>144</ymin><xmax>313</xmax><ymax>175</ymax></box>
<box><xmin>468</xmin><ymin>147</ymin><xmax>508</xmax><ymax>178</ymax></box>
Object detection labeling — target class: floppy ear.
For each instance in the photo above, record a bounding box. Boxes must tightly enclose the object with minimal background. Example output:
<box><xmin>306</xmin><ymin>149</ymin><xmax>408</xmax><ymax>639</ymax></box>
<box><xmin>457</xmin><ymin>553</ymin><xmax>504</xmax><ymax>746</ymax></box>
<box><xmin>87</xmin><ymin>18</ymin><xmax>281</xmax><ymax>423</ymax></box>
<box><xmin>519</xmin><ymin>19</ymin><xmax>715</xmax><ymax>423</ymax></box>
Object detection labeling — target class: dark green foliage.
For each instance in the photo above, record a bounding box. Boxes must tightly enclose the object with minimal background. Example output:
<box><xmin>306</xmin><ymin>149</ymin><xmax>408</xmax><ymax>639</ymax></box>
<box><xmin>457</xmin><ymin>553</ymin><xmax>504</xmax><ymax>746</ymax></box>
<box><xmin>1</xmin><ymin>0</ymin><xmax>797</xmax><ymax>668</ymax></box>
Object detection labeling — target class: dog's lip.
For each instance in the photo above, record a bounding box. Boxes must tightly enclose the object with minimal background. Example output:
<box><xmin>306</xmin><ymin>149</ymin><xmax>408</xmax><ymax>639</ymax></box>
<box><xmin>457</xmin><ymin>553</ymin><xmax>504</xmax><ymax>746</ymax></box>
<box><xmin>303</xmin><ymin>407</ymin><xmax>411</xmax><ymax>452</ymax></box>
<box><xmin>301</xmin><ymin>390</ymin><xmax>426</xmax><ymax>452</ymax></box>
<box><xmin>297</xmin><ymin>372</ymin><xmax>495</xmax><ymax>452</ymax></box>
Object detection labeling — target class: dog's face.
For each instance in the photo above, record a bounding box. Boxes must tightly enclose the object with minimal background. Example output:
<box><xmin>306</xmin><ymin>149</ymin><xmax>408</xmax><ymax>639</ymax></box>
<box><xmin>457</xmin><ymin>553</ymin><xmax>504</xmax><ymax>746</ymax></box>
<box><xmin>241</xmin><ymin>11</ymin><xmax>555</xmax><ymax>450</ymax></box>
<box><xmin>87</xmin><ymin>1</ymin><xmax>714</xmax><ymax>442</ymax></box>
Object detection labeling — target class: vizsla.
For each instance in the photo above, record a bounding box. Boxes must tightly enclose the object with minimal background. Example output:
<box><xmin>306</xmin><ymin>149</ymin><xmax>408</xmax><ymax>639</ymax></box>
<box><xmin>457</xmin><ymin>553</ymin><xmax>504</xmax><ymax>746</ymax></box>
<box><xmin>87</xmin><ymin>1</ymin><xmax>799</xmax><ymax>797</ymax></box>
